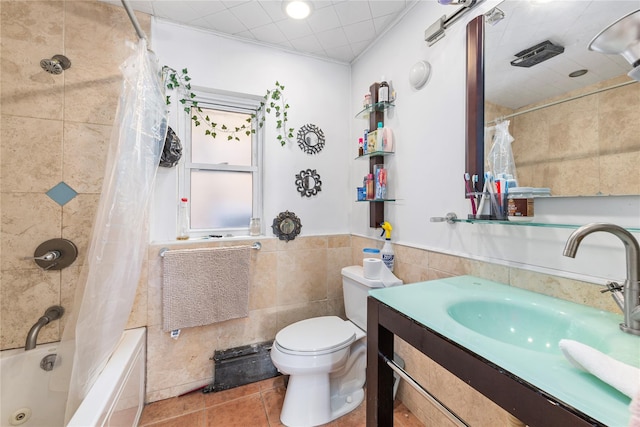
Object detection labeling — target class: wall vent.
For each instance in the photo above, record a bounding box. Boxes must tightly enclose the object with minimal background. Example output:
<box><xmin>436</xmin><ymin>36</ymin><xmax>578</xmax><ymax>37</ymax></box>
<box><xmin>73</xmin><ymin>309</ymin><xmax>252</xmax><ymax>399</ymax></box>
<box><xmin>510</xmin><ymin>40</ymin><xmax>564</xmax><ymax>68</ymax></box>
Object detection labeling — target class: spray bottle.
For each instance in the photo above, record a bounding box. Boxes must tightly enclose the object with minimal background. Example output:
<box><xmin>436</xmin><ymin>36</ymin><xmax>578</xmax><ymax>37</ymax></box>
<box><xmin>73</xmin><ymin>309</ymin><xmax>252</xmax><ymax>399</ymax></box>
<box><xmin>380</xmin><ymin>221</ymin><xmax>395</xmax><ymax>272</ymax></box>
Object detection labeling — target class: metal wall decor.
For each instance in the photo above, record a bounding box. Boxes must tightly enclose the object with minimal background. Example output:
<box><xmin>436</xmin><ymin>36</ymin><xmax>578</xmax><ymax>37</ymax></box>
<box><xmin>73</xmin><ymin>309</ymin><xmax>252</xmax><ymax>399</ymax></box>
<box><xmin>271</xmin><ymin>211</ymin><xmax>302</xmax><ymax>241</ymax></box>
<box><xmin>297</xmin><ymin>124</ymin><xmax>325</xmax><ymax>155</ymax></box>
<box><xmin>295</xmin><ymin>169</ymin><xmax>322</xmax><ymax>197</ymax></box>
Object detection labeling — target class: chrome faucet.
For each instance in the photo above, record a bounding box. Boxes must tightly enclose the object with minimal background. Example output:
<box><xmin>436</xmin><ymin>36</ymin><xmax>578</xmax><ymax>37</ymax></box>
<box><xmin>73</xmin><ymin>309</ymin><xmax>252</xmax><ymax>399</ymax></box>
<box><xmin>563</xmin><ymin>223</ymin><xmax>640</xmax><ymax>336</ymax></box>
<box><xmin>25</xmin><ymin>306</ymin><xmax>64</xmax><ymax>351</ymax></box>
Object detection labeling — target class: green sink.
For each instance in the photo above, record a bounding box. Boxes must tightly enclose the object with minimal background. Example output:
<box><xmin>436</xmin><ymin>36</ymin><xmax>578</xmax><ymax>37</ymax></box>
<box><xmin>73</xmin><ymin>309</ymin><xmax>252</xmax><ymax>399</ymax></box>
<box><xmin>446</xmin><ymin>299</ymin><xmax>608</xmax><ymax>354</ymax></box>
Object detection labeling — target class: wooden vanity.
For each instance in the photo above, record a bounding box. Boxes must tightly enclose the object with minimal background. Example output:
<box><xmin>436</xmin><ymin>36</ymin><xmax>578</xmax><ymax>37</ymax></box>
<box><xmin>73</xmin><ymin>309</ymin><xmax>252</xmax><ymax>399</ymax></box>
<box><xmin>366</xmin><ymin>291</ymin><xmax>618</xmax><ymax>427</ymax></box>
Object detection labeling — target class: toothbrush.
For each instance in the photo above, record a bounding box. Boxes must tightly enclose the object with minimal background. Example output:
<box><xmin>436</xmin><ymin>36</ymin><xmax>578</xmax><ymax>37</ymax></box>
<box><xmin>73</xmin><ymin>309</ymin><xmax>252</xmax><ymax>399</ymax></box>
<box><xmin>464</xmin><ymin>173</ymin><xmax>477</xmax><ymax>216</ymax></box>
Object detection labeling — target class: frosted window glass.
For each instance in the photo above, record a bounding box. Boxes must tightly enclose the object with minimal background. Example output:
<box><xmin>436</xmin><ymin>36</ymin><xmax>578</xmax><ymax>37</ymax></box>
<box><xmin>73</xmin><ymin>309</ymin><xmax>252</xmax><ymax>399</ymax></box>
<box><xmin>191</xmin><ymin>108</ymin><xmax>252</xmax><ymax>166</ymax></box>
<box><xmin>190</xmin><ymin>170</ymin><xmax>252</xmax><ymax>229</ymax></box>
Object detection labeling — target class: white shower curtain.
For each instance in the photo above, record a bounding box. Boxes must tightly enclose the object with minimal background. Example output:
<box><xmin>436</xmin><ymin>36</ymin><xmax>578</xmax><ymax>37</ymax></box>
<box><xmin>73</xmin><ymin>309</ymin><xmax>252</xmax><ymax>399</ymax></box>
<box><xmin>55</xmin><ymin>38</ymin><xmax>167</xmax><ymax>423</ymax></box>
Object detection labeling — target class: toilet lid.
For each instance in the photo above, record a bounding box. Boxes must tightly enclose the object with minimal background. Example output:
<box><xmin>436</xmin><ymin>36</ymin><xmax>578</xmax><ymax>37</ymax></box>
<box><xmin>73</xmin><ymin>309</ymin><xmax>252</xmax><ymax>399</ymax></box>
<box><xmin>275</xmin><ymin>316</ymin><xmax>356</xmax><ymax>354</ymax></box>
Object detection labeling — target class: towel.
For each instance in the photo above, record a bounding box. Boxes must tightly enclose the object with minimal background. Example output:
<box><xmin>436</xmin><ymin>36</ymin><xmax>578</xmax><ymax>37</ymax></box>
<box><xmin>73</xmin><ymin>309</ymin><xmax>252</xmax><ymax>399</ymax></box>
<box><xmin>162</xmin><ymin>246</ymin><xmax>250</xmax><ymax>332</ymax></box>
<box><xmin>559</xmin><ymin>339</ymin><xmax>640</xmax><ymax>399</ymax></box>
<box><xmin>631</xmin><ymin>388</ymin><xmax>640</xmax><ymax>427</ymax></box>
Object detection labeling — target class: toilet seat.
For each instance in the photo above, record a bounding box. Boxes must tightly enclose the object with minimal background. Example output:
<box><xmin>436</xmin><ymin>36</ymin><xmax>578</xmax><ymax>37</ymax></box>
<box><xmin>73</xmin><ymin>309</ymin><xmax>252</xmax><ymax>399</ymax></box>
<box><xmin>275</xmin><ymin>316</ymin><xmax>356</xmax><ymax>356</ymax></box>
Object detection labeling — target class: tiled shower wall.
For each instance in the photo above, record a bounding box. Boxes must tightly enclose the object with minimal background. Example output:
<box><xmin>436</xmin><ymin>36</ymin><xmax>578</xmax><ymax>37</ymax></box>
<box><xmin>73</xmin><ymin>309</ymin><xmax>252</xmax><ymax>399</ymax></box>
<box><xmin>0</xmin><ymin>0</ymin><xmax>150</xmax><ymax>349</ymax></box>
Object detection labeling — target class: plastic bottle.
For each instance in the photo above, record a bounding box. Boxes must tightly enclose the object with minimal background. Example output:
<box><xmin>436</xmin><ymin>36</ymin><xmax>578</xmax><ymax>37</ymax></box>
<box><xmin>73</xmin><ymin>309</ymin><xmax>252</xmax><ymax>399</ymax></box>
<box><xmin>378</xmin><ymin>78</ymin><xmax>389</xmax><ymax>103</ymax></box>
<box><xmin>363</xmin><ymin>129</ymin><xmax>369</xmax><ymax>154</ymax></box>
<box><xmin>366</xmin><ymin>174</ymin><xmax>374</xmax><ymax>200</ymax></box>
<box><xmin>177</xmin><ymin>197</ymin><xmax>190</xmax><ymax>240</ymax></box>
<box><xmin>380</xmin><ymin>221</ymin><xmax>395</xmax><ymax>272</ymax></box>
<box><xmin>358</xmin><ymin>137</ymin><xmax>364</xmax><ymax>156</ymax></box>
<box><xmin>376</xmin><ymin>122</ymin><xmax>384</xmax><ymax>152</ymax></box>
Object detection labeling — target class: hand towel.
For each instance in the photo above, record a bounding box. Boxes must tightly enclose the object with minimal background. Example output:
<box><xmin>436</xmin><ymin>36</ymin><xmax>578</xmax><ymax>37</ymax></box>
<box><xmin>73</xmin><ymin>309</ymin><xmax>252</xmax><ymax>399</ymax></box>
<box><xmin>162</xmin><ymin>246</ymin><xmax>250</xmax><ymax>332</ymax></box>
<box><xmin>630</xmin><ymin>387</ymin><xmax>640</xmax><ymax>427</ymax></box>
<box><xmin>559</xmin><ymin>339</ymin><xmax>640</xmax><ymax>399</ymax></box>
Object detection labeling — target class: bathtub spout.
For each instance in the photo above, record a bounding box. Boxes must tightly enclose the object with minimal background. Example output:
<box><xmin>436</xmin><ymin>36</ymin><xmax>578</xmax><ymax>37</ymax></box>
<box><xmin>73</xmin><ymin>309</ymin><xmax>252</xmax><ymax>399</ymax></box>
<box><xmin>25</xmin><ymin>305</ymin><xmax>64</xmax><ymax>351</ymax></box>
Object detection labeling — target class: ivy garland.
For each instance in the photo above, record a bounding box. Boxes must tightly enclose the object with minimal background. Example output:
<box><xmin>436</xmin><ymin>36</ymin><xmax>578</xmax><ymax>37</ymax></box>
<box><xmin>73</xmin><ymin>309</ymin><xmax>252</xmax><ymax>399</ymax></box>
<box><xmin>163</xmin><ymin>67</ymin><xmax>294</xmax><ymax>146</ymax></box>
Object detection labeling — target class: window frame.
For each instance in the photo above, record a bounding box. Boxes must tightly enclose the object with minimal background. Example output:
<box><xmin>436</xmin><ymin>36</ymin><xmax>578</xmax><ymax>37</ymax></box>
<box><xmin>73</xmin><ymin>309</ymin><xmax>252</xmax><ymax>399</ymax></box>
<box><xmin>179</xmin><ymin>88</ymin><xmax>264</xmax><ymax>237</ymax></box>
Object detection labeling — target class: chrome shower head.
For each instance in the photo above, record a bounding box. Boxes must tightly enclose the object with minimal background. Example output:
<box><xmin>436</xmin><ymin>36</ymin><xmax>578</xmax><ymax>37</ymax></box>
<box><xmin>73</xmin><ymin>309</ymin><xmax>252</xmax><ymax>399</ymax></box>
<box><xmin>40</xmin><ymin>54</ymin><xmax>71</xmax><ymax>75</ymax></box>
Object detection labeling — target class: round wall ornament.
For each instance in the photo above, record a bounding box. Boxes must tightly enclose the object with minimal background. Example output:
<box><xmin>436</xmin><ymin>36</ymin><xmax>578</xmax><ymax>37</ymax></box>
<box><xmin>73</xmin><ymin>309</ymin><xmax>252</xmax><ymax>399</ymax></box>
<box><xmin>297</xmin><ymin>124</ymin><xmax>325</xmax><ymax>155</ymax></box>
<box><xmin>295</xmin><ymin>169</ymin><xmax>322</xmax><ymax>197</ymax></box>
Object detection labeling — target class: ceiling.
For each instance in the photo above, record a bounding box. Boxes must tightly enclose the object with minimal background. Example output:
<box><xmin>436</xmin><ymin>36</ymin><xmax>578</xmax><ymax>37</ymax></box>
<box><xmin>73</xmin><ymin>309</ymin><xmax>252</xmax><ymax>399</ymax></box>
<box><xmin>103</xmin><ymin>0</ymin><xmax>418</xmax><ymax>63</ymax></box>
<box><xmin>485</xmin><ymin>1</ymin><xmax>638</xmax><ymax>110</ymax></box>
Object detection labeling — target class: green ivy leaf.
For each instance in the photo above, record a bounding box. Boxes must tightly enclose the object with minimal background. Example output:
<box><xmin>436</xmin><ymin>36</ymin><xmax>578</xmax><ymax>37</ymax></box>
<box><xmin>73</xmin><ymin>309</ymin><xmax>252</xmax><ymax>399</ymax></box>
<box><xmin>221</xmin><ymin>124</ymin><xmax>227</xmax><ymax>130</ymax></box>
<box><xmin>182</xmin><ymin>68</ymin><xmax>188</xmax><ymax>74</ymax></box>
<box><xmin>227</xmin><ymin>135</ymin><xmax>233</xmax><ymax>141</ymax></box>
<box><xmin>205</xmin><ymin>130</ymin><xmax>211</xmax><ymax>135</ymax></box>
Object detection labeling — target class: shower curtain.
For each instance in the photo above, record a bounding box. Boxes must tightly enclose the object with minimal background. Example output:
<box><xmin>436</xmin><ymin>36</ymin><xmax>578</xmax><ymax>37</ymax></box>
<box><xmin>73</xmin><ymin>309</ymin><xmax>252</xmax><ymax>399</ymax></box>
<box><xmin>54</xmin><ymin>38</ymin><xmax>167</xmax><ymax>423</ymax></box>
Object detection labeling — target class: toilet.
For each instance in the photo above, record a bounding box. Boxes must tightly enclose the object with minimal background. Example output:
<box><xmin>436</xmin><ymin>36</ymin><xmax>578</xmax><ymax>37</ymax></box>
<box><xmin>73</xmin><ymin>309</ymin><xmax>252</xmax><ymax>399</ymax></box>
<box><xmin>270</xmin><ymin>265</ymin><xmax>402</xmax><ymax>427</ymax></box>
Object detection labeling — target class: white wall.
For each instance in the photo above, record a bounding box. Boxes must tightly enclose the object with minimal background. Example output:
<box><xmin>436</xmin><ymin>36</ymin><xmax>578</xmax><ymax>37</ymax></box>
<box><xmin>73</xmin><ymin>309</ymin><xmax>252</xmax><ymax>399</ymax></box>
<box><xmin>351</xmin><ymin>1</ymin><xmax>640</xmax><ymax>284</ymax></box>
<box><xmin>150</xmin><ymin>19</ymin><xmax>351</xmax><ymax>242</ymax></box>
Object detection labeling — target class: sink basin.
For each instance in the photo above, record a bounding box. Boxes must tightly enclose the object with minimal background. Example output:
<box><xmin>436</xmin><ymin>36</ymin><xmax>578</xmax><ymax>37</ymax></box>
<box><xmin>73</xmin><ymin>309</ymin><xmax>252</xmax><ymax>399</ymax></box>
<box><xmin>447</xmin><ymin>299</ymin><xmax>608</xmax><ymax>354</ymax></box>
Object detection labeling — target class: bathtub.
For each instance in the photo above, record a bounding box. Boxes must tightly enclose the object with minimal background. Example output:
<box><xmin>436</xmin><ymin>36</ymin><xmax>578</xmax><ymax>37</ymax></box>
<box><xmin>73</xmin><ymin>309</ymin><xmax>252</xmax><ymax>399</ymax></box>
<box><xmin>1</xmin><ymin>327</ymin><xmax>146</xmax><ymax>427</ymax></box>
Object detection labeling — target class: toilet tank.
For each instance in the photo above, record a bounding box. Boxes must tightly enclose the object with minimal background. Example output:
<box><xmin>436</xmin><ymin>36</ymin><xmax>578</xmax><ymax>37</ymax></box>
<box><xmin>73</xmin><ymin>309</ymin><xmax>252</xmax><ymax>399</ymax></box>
<box><xmin>341</xmin><ymin>265</ymin><xmax>402</xmax><ymax>331</ymax></box>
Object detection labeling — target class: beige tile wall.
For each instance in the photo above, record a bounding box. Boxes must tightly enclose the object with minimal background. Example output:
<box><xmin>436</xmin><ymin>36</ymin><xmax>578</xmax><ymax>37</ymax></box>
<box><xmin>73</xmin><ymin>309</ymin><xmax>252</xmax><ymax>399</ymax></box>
<box><xmin>486</xmin><ymin>76</ymin><xmax>640</xmax><ymax>196</ymax></box>
<box><xmin>142</xmin><ymin>235</ymin><xmax>354</xmax><ymax>402</ymax></box>
<box><xmin>0</xmin><ymin>0</ymin><xmax>150</xmax><ymax>349</ymax></box>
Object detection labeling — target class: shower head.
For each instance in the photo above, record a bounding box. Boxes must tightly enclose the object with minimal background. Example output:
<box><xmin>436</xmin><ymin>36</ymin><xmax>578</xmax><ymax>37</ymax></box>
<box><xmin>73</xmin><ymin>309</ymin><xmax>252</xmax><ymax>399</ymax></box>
<box><xmin>40</xmin><ymin>54</ymin><xmax>71</xmax><ymax>75</ymax></box>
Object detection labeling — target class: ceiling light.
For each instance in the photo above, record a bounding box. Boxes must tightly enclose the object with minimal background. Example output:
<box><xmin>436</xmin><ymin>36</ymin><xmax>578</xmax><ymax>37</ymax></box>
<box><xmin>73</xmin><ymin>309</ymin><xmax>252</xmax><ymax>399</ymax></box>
<box><xmin>284</xmin><ymin>1</ymin><xmax>312</xmax><ymax>20</ymax></box>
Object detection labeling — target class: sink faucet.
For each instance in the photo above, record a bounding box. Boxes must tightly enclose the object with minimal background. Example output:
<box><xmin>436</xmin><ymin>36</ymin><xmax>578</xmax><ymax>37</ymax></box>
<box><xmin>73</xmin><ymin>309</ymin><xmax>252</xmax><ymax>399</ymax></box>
<box><xmin>563</xmin><ymin>223</ymin><xmax>640</xmax><ymax>336</ymax></box>
<box><xmin>25</xmin><ymin>305</ymin><xmax>64</xmax><ymax>351</ymax></box>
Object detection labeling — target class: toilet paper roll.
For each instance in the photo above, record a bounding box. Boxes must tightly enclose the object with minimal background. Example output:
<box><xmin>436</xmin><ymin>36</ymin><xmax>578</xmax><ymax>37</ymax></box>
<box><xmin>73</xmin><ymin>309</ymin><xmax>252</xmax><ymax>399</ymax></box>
<box><xmin>363</xmin><ymin>258</ymin><xmax>382</xmax><ymax>279</ymax></box>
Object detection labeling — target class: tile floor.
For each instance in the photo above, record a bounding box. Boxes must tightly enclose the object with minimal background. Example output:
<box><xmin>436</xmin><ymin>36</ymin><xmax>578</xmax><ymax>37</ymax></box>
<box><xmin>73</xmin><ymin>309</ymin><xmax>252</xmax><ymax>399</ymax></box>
<box><xmin>139</xmin><ymin>376</ymin><xmax>423</xmax><ymax>427</ymax></box>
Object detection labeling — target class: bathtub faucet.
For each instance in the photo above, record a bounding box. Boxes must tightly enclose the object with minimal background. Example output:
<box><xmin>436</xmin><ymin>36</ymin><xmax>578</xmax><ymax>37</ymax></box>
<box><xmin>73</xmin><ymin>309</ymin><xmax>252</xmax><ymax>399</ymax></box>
<box><xmin>563</xmin><ymin>223</ymin><xmax>640</xmax><ymax>336</ymax></box>
<box><xmin>25</xmin><ymin>305</ymin><xmax>64</xmax><ymax>351</ymax></box>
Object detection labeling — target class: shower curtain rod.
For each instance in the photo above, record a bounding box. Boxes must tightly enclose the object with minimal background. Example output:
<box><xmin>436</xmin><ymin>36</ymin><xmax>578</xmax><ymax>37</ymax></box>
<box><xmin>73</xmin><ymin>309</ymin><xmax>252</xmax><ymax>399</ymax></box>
<box><xmin>486</xmin><ymin>79</ymin><xmax>637</xmax><ymax>126</ymax></box>
<box><xmin>121</xmin><ymin>0</ymin><xmax>148</xmax><ymax>42</ymax></box>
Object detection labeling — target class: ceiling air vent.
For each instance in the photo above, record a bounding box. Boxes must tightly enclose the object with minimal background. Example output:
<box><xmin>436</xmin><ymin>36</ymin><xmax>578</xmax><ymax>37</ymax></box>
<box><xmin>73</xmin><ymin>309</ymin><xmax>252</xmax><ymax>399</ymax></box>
<box><xmin>510</xmin><ymin>40</ymin><xmax>565</xmax><ymax>68</ymax></box>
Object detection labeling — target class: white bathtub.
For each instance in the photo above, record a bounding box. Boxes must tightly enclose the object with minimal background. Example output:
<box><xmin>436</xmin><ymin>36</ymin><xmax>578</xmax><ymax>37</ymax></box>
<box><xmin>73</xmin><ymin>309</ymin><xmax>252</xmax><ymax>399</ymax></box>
<box><xmin>1</xmin><ymin>327</ymin><xmax>146</xmax><ymax>427</ymax></box>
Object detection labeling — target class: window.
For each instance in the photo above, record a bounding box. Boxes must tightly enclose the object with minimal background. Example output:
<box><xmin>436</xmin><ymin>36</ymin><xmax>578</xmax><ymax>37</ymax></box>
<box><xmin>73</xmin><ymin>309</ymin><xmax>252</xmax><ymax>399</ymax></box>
<box><xmin>181</xmin><ymin>90</ymin><xmax>263</xmax><ymax>236</ymax></box>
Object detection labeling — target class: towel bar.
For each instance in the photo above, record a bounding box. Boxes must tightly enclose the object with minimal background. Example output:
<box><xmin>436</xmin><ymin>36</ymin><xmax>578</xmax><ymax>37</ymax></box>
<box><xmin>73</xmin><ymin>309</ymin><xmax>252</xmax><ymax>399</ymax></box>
<box><xmin>159</xmin><ymin>242</ymin><xmax>261</xmax><ymax>257</ymax></box>
<box><xmin>381</xmin><ymin>352</ymin><xmax>469</xmax><ymax>427</ymax></box>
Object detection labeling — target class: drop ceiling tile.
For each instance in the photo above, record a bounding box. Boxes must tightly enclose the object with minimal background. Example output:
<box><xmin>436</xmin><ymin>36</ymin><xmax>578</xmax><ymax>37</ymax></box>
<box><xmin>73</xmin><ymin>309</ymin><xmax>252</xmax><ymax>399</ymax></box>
<box><xmin>187</xmin><ymin>1</ymin><xmax>228</xmax><ymax>17</ymax></box>
<box><xmin>228</xmin><ymin>2</ymin><xmax>273</xmax><ymax>29</ymax></box>
<box><xmin>276</xmin><ymin>19</ymin><xmax>314</xmax><ymax>40</ymax></box>
<box><xmin>250</xmin><ymin>23</ymin><xmax>289</xmax><ymax>44</ymax></box>
<box><xmin>343</xmin><ymin>19</ymin><xmax>376</xmax><ymax>44</ymax></box>
<box><xmin>150</xmin><ymin>2</ymin><xmax>202</xmax><ymax>22</ymax></box>
<box><xmin>369</xmin><ymin>0</ymin><xmax>407</xmax><ymax>18</ymax></box>
<box><xmin>324</xmin><ymin>44</ymin><xmax>355</xmax><ymax>63</ymax></box>
<box><xmin>316</xmin><ymin>27</ymin><xmax>348</xmax><ymax>50</ymax></box>
<box><xmin>333</xmin><ymin>1</ymin><xmax>372</xmax><ymax>26</ymax></box>
<box><xmin>200</xmin><ymin>9</ymin><xmax>248</xmax><ymax>35</ymax></box>
<box><xmin>372</xmin><ymin>14</ymin><xmax>397</xmax><ymax>35</ymax></box>
<box><xmin>289</xmin><ymin>34</ymin><xmax>324</xmax><ymax>54</ymax></box>
<box><xmin>259</xmin><ymin>1</ymin><xmax>288</xmax><ymax>22</ymax></box>
<box><xmin>350</xmin><ymin>39</ymin><xmax>372</xmax><ymax>58</ymax></box>
<box><xmin>307</xmin><ymin>5</ymin><xmax>342</xmax><ymax>33</ymax></box>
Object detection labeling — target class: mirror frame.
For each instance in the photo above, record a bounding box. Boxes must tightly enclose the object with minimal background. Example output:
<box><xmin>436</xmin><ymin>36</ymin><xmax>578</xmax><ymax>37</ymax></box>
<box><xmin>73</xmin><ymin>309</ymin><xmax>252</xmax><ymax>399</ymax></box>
<box><xmin>466</xmin><ymin>15</ymin><xmax>485</xmax><ymax>194</ymax></box>
<box><xmin>271</xmin><ymin>210</ymin><xmax>302</xmax><ymax>241</ymax></box>
<box><xmin>295</xmin><ymin>169</ymin><xmax>322</xmax><ymax>197</ymax></box>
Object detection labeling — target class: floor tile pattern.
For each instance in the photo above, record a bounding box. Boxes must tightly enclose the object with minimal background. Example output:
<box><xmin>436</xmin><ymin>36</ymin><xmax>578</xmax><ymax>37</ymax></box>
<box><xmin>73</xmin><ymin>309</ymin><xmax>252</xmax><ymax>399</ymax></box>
<box><xmin>139</xmin><ymin>376</ymin><xmax>423</xmax><ymax>427</ymax></box>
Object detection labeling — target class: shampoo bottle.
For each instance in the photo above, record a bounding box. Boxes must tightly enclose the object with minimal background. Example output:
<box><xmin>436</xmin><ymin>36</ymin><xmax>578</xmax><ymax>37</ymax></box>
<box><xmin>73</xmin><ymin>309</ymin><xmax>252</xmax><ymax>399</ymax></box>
<box><xmin>380</xmin><ymin>221</ymin><xmax>395</xmax><ymax>272</ymax></box>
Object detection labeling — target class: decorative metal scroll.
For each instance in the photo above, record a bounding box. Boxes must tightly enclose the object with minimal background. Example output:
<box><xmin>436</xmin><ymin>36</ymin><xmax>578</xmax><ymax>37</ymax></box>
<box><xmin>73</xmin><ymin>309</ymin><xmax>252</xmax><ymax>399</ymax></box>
<box><xmin>271</xmin><ymin>211</ymin><xmax>302</xmax><ymax>242</ymax></box>
<box><xmin>295</xmin><ymin>169</ymin><xmax>322</xmax><ymax>197</ymax></box>
<box><xmin>296</xmin><ymin>124</ymin><xmax>325</xmax><ymax>155</ymax></box>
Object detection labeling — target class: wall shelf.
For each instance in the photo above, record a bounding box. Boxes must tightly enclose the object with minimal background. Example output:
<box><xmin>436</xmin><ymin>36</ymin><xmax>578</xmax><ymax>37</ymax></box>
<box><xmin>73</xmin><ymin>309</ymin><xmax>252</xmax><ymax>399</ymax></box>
<box><xmin>354</xmin><ymin>101</ymin><xmax>395</xmax><ymax>119</ymax></box>
<box><xmin>433</xmin><ymin>213</ymin><xmax>640</xmax><ymax>233</ymax></box>
<box><xmin>355</xmin><ymin>150</ymin><xmax>394</xmax><ymax>160</ymax></box>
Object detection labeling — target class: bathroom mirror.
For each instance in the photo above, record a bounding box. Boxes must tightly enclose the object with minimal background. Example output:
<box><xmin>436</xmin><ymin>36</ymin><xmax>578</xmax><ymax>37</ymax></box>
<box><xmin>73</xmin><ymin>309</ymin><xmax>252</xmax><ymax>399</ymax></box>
<box><xmin>297</xmin><ymin>124</ymin><xmax>325</xmax><ymax>155</ymax></box>
<box><xmin>295</xmin><ymin>169</ymin><xmax>322</xmax><ymax>197</ymax></box>
<box><xmin>272</xmin><ymin>211</ymin><xmax>302</xmax><ymax>241</ymax></box>
<box><xmin>466</xmin><ymin>1</ymin><xmax>640</xmax><ymax>197</ymax></box>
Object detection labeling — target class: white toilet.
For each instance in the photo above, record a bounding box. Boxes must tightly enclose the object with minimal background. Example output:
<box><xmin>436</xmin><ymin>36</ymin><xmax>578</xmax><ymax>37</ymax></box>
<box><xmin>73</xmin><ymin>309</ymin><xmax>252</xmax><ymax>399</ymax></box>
<box><xmin>270</xmin><ymin>265</ymin><xmax>402</xmax><ymax>427</ymax></box>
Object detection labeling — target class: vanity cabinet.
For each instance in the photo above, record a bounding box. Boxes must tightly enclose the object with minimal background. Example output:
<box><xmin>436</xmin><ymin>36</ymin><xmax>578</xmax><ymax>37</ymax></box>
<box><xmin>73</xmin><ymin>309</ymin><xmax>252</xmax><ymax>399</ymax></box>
<box><xmin>366</xmin><ymin>296</ymin><xmax>608</xmax><ymax>427</ymax></box>
<box><xmin>355</xmin><ymin>88</ymin><xmax>395</xmax><ymax>228</ymax></box>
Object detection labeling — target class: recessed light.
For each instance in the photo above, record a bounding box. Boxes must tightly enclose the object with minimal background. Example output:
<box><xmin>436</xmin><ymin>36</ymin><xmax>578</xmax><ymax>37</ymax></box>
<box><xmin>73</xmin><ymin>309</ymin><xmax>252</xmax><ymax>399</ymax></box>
<box><xmin>569</xmin><ymin>69</ymin><xmax>588</xmax><ymax>78</ymax></box>
<box><xmin>284</xmin><ymin>1</ymin><xmax>312</xmax><ymax>20</ymax></box>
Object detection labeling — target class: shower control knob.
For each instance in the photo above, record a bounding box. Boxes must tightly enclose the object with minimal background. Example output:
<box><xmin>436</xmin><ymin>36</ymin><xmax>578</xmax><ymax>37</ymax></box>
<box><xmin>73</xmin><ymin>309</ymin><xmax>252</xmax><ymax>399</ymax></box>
<box><xmin>24</xmin><ymin>238</ymin><xmax>78</xmax><ymax>270</ymax></box>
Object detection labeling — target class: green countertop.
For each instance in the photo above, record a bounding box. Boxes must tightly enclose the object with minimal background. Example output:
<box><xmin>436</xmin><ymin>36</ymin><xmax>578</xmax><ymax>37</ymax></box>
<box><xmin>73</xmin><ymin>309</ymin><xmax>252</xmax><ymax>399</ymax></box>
<box><xmin>369</xmin><ymin>275</ymin><xmax>640</xmax><ymax>427</ymax></box>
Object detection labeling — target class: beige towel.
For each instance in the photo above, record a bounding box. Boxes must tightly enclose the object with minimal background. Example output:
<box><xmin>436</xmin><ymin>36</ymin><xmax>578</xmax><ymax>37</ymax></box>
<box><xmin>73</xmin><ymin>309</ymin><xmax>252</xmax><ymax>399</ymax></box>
<box><xmin>162</xmin><ymin>246</ymin><xmax>250</xmax><ymax>332</ymax></box>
